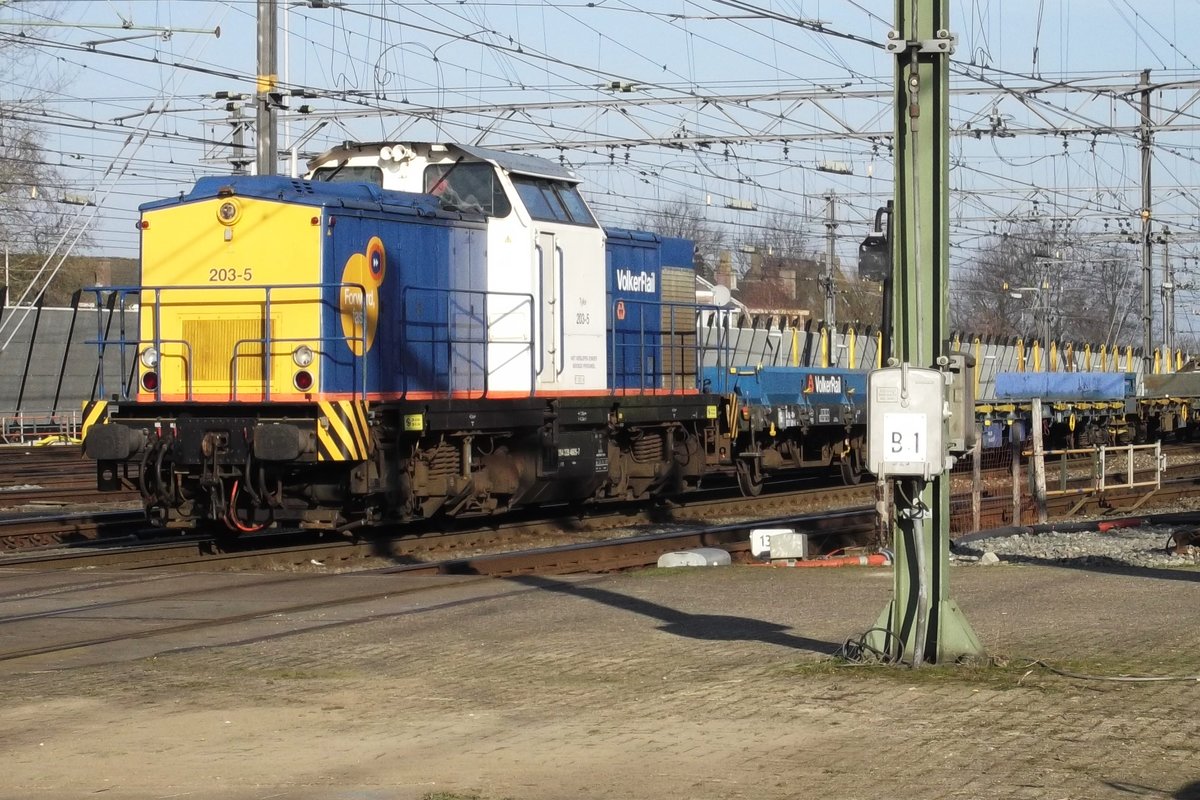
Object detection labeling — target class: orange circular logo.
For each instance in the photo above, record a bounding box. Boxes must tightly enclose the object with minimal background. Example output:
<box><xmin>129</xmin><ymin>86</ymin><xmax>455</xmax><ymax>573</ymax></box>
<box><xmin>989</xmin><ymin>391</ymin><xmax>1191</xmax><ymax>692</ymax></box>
<box><xmin>340</xmin><ymin>237</ymin><xmax>385</xmax><ymax>355</ymax></box>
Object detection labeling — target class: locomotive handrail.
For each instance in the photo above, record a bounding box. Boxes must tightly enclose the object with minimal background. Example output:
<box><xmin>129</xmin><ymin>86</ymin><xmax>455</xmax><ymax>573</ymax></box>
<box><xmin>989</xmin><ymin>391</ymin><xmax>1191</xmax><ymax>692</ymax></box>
<box><xmin>256</xmin><ymin>283</ymin><xmax>368</xmax><ymax>401</ymax></box>
<box><xmin>82</xmin><ymin>335</ymin><xmax>194</xmax><ymax>402</ymax></box>
<box><xmin>399</xmin><ymin>285</ymin><xmax>536</xmax><ymax>398</ymax></box>
<box><xmin>83</xmin><ymin>284</ymin><xmax>186</xmax><ymax>401</ymax></box>
<box><xmin>534</xmin><ymin>240</ymin><xmax>546</xmax><ymax>379</ymax></box>
<box><xmin>229</xmin><ymin>335</ymin><xmax>365</xmax><ymax>401</ymax></box>
<box><xmin>88</xmin><ymin>282</ymin><xmax>355</xmax><ymax>298</ymax></box>
<box><xmin>556</xmin><ymin>244</ymin><xmax>566</xmax><ymax>378</ymax></box>
<box><xmin>83</xmin><ymin>282</ymin><xmax>369</xmax><ymax>402</ymax></box>
<box><xmin>608</xmin><ymin>298</ymin><xmax>729</xmax><ymax>395</ymax></box>
<box><xmin>82</xmin><ymin>287</ymin><xmax>133</xmax><ymax>401</ymax></box>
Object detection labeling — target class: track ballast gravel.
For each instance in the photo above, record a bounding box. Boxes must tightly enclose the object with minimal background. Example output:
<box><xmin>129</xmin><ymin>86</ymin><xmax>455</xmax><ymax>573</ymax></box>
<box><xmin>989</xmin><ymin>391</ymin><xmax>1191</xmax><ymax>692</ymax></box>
<box><xmin>954</xmin><ymin>523</ymin><xmax>1200</xmax><ymax>569</ymax></box>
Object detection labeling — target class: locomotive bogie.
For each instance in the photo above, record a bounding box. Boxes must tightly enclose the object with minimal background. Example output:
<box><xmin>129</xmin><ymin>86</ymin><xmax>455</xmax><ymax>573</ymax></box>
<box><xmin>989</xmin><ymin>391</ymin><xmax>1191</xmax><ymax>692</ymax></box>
<box><xmin>371</xmin><ymin>395</ymin><xmax>724</xmax><ymax>519</ymax></box>
<box><xmin>85</xmin><ymin>401</ymin><xmax>380</xmax><ymax>529</ymax></box>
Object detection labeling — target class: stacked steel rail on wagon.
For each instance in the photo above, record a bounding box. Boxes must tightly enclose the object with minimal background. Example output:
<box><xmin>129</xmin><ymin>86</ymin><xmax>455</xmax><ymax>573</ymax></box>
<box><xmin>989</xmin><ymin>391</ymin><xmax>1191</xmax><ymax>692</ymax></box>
<box><xmin>80</xmin><ymin>142</ymin><xmax>870</xmax><ymax>534</ymax></box>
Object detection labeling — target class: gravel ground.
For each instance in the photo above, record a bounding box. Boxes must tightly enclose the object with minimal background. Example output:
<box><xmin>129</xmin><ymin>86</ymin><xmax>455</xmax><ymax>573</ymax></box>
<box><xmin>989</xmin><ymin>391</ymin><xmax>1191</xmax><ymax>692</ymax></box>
<box><xmin>954</xmin><ymin>521</ymin><xmax>1200</xmax><ymax>569</ymax></box>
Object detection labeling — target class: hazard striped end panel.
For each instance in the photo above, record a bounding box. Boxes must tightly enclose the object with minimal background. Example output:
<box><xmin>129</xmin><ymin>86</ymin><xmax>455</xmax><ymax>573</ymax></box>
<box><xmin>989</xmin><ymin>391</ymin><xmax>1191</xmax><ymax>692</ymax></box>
<box><xmin>81</xmin><ymin>400</ymin><xmax>109</xmax><ymax>440</ymax></box>
<box><xmin>316</xmin><ymin>400</ymin><xmax>371</xmax><ymax>462</ymax></box>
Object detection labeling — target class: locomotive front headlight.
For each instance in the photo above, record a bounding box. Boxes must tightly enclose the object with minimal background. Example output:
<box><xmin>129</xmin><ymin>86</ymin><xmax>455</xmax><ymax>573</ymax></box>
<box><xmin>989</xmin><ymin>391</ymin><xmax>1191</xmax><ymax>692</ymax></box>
<box><xmin>140</xmin><ymin>346</ymin><xmax>159</xmax><ymax>368</ymax></box>
<box><xmin>292</xmin><ymin>345</ymin><xmax>314</xmax><ymax>367</ymax></box>
<box><xmin>217</xmin><ymin>200</ymin><xmax>240</xmax><ymax>225</ymax></box>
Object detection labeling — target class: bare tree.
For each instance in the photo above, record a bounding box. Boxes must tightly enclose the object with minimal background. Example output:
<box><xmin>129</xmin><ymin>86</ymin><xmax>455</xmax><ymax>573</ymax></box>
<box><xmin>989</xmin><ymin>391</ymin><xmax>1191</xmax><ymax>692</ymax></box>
<box><xmin>837</xmin><ymin>275</ymin><xmax>884</xmax><ymax>330</ymax></box>
<box><xmin>1053</xmin><ymin>246</ymin><xmax>1140</xmax><ymax>348</ymax></box>
<box><xmin>735</xmin><ymin>212</ymin><xmax>819</xmax><ymax>310</ymax></box>
<box><xmin>643</xmin><ymin>198</ymin><xmax>725</xmax><ymax>280</ymax></box>
<box><xmin>734</xmin><ymin>212</ymin><xmax>883</xmax><ymax>327</ymax></box>
<box><xmin>0</xmin><ymin>2</ymin><xmax>89</xmax><ymax>304</ymax></box>
<box><xmin>743</xmin><ymin>211</ymin><xmax>811</xmax><ymax>258</ymax></box>
<box><xmin>952</xmin><ymin>224</ymin><xmax>1140</xmax><ymax>349</ymax></box>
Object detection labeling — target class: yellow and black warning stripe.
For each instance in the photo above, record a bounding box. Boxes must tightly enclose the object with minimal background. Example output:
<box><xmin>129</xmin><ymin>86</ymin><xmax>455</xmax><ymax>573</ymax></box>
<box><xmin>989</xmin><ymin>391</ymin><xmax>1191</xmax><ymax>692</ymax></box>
<box><xmin>316</xmin><ymin>400</ymin><xmax>372</xmax><ymax>461</ymax></box>
<box><xmin>81</xmin><ymin>399</ymin><xmax>109</xmax><ymax>440</ymax></box>
<box><xmin>725</xmin><ymin>393</ymin><xmax>740</xmax><ymax>432</ymax></box>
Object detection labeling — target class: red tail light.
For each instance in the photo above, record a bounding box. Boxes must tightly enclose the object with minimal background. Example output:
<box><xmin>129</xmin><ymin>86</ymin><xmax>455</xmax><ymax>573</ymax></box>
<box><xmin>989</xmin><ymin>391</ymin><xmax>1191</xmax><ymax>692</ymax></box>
<box><xmin>294</xmin><ymin>370</ymin><xmax>313</xmax><ymax>391</ymax></box>
<box><xmin>141</xmin><ymin>371</ymin><xmax>159</xmax><ymax>392</ymax></box>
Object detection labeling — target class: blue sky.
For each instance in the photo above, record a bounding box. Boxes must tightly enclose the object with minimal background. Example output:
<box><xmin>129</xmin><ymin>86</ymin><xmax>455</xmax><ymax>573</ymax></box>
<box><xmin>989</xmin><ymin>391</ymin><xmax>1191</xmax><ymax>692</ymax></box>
<box><xmin>4</xmin><ymin>0</ymin><xmax>1200</xmax><ymax>333</ymax></box>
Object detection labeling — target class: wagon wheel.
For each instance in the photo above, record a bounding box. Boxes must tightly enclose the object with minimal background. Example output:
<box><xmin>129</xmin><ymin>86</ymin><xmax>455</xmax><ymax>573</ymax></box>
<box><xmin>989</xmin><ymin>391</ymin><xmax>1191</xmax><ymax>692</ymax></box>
<box><xmin>1133</xmin><ymin>420</ymin><xmax>1149</xmax><ymax>445</ymax></box>
<box><xmin>736</xmin><ymin>459</ymin><xmax>764</xmax><ymax>497</ymax></box>
<box><xmin>839</xmin><ymin>447</ymin><xmax>864</xmax><ymax>486</ymax></box>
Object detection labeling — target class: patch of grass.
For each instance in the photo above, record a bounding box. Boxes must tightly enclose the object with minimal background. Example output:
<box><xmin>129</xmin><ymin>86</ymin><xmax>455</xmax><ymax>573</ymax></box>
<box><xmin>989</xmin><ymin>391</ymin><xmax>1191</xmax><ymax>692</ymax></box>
<box><xmin>622</xmin><ymin>566</ymin><xmax>704</xmax><ymax>578</ymax></box>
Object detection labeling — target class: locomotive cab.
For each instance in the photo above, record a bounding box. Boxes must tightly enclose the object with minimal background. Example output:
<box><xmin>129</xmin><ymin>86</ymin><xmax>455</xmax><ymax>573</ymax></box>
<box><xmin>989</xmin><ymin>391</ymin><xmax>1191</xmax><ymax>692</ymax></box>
<box><xmin>308</xmin><ymin>142</ymin><xmax>608</xmax><ymax>395</ymax></box>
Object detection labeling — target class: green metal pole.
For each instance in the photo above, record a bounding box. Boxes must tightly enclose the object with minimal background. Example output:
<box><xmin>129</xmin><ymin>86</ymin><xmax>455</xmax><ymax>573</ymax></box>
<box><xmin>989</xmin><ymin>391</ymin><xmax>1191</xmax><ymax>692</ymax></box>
<box><xmin>869</xmin><ymin>0</ymin><xmax>984</xmax><ymax>664</ymax></box>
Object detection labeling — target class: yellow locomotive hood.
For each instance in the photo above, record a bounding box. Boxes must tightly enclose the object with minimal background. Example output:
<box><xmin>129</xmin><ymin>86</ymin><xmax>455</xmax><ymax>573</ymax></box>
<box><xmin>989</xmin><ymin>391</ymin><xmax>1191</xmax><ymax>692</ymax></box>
<box><xmin>136</xmin><ymin>179</ymin><xmax>326</xmax><ymax>401</ymax></box>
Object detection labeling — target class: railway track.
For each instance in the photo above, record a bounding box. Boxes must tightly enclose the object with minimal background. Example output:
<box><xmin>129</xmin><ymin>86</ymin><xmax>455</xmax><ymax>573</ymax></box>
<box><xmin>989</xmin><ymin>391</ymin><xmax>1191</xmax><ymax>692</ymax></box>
<box><xmin>1</xmin><ymin>484</ymin><xmax>876</xmax><ymax>571</ymax></box>
<box><xmin>0</xmin><ymin>469</ymin><xmax>867</xmax><ymax>554</ymax></box>
<box><xmin>0</xmin><ymin>508</ymin><xmax>147</xmax><ymax>551</ymax></box>
<box><xmin>2</xmin><ymin>438</ymin><xmax>1198</xmax><ymax>554</ymax></box>
<box><xmin>6</xmin><ymin>449</ymin><xmax>1197</xmax><ymax>573</ymax></box>
<box><xmin>2</xmin><ymin>458</ymin><xmax>1198</xmax><ymax>668</ymax></box>
<box><xmin>0</xmin><ymin>481</ymin><xmax>139</xmax><ymax>507</ymax></box>
<box><xmin>0</xmin><ymin>444</ymin><xmax>138</xmax><ymax>508</ymax></box>
<box><xmin>0</xmin><ymin>507</ymin><xmax>878</xmax><ymax>665</ymax></box>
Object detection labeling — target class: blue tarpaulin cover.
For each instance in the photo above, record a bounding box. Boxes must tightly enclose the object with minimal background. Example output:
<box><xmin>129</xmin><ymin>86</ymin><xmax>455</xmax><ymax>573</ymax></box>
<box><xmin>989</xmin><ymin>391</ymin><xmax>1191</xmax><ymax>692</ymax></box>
<box><xmin>993</xmin><ymin>372</ymin><xmax>1133</xmax><ymax>400</ymax></box>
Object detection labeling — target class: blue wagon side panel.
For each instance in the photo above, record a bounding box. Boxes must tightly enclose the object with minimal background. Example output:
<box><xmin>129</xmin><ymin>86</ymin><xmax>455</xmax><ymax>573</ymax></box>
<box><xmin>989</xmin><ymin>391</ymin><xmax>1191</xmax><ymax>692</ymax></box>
<box><xmin>701</xmin><ymin>365</ymin><xmax>866</xmax><ymax>426</ymax></box>
<box><xmin>993</xmin><ymin>372</ymin><xmax>1133</xmax><ymax>401</ymax></box>
<box><xmin>605</xmin><ymin>228</ymin><xmax>665</xmax><ymax>390</ymax></box>
<box><xmin>660</xmin><ymin>236</ymin><xmax>695</xmax><ymax>270</ymax></box>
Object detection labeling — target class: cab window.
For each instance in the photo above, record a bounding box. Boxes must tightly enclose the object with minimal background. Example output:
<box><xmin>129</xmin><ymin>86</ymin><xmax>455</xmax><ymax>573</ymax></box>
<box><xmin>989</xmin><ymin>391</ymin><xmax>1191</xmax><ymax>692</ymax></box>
<box><xmin>511</xmin><ymin>177</ymin><xmax>596</xmax><ymax>226</ymax></box>
<box><xmin>514</xmin><ymin>179</ymin><xmax>556</xmax><ymax>220</ymax></box>
<box><xmin>310</xmin><ymin>165</ymin><xmax>384</xmax><ymax>186</ymax></box>
<box><xmin>423</xmin><ymin>162</ymin><xmax>512</xmax><ymax>217</ymax></box>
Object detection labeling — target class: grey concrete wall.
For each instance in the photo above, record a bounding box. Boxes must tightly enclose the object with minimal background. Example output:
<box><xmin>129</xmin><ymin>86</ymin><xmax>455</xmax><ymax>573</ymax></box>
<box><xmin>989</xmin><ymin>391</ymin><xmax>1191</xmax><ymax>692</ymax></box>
<box><xmin>0</xmin><ymin>305</ymin><xmax>135</xmax><ymax>416</ymax></box>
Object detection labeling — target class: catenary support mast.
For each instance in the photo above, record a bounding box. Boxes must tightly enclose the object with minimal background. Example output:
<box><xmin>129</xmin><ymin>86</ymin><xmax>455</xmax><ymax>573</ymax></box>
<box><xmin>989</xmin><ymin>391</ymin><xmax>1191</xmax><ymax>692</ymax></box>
<box><xmin>870</xmin><ymin>0</ymin><xmax>983</xmax><ymax>665</ymax></box>
<box><xmin>256</xmin><ymin>0</ymin><xmax>278</xmax><ymax>176</ymax></box>
<box><xmin>1140</xmin><ymin>69</ymin><xmax>1153</xmax><ymax>373</ymax></box>
<box><xmin>824</xmin><ymin>194</ymin><xmax>838</xmax><ymax>327</ymax></box>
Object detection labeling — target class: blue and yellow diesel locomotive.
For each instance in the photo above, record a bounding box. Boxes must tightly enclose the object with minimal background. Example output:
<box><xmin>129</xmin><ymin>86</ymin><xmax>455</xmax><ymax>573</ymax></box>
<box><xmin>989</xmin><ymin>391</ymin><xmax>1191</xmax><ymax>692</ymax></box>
<box><xmin>82</xmin><ymin>143</ymin><xmax>868</xmax><ymax>531</ymax></box>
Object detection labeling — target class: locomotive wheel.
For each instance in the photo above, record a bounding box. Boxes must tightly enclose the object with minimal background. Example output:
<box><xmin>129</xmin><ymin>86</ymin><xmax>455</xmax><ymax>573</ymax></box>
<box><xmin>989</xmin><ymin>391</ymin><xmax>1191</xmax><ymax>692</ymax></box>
<box><xmin>839</xmin><ymin>449</ymin><xmax>864</xmax><ymax>486</ymax></box>
<box><xmin>736</xmin><ymin>460</ymin><xmax>764</xmax><ymax>497</ymax></box>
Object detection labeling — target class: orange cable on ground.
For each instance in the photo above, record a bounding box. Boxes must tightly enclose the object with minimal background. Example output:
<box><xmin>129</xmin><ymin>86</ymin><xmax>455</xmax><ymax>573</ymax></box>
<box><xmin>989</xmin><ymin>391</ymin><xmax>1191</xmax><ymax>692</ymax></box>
<box><xmin>749</xmin><ymin>553</ymin><xmax>890</xmax><ymax>568</ymax></box>
<box><xmin>1097</xmin><ymin>518</ymin><xmax>1147</xmax><ymax>532</ymax></box>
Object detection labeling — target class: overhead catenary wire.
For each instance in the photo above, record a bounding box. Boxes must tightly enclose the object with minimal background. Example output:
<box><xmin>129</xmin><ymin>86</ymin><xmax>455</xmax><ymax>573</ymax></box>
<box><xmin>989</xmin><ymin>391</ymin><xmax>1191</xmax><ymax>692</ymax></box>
<box><xmin>0</xmin><ymin>2</ymin><xmax>234</xmax><ymax>349</ymax></box>
<box><xmin>3</xmin><ymin>2</ymin><xmax>1200</xmax><ymax>345</ymax></box>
